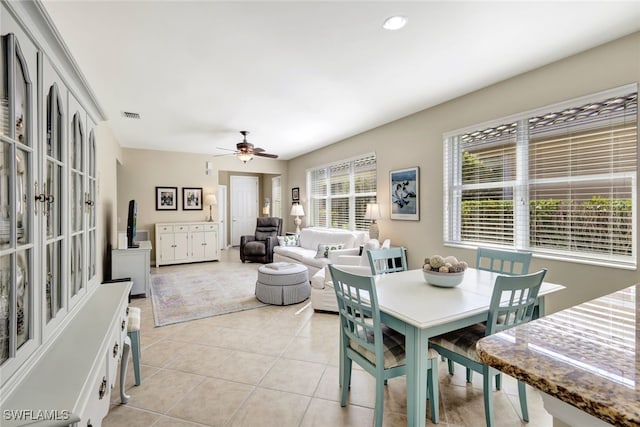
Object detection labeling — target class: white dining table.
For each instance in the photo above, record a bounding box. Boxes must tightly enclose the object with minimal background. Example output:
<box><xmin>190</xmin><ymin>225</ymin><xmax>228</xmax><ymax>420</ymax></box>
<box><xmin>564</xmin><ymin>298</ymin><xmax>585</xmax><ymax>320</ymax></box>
<box><xmin>372</xmin><ymin>267</ymin><xmax>565</xmax><ymax>427</ymax></box>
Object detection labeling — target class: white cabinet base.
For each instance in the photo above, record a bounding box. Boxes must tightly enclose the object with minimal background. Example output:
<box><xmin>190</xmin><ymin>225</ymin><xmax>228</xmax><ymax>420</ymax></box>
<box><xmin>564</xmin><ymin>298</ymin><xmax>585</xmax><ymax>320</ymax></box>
<box><xmin>155</xmin><ymin>222</ymin><xmax>219</xmax><ymax>267</ymax></box>
<box><xmin>542</xmin><ymin>394</ymin><xmax>612</xmax><ymax>427</ymax></box>
<box><xmin>112</xmin><ymin>241</ymin><xmax>152</xmax><ymax>296</ymax></box>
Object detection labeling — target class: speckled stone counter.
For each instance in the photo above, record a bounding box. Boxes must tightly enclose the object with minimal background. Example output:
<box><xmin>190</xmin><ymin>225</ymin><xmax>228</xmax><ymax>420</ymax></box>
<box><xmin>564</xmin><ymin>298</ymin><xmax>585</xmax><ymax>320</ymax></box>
<box><xmin>477</xmin><ymin>284</ymin><xmax>640</xmax><ymax>426</ymax></box>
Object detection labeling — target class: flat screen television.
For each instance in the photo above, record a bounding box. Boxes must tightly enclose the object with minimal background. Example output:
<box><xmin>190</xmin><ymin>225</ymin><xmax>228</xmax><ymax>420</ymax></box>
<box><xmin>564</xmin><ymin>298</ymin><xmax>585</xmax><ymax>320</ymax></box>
<box><xmin>127</xmin><ymin>200</ymin><xmax>139</xmax><ymax>248</ymax></box>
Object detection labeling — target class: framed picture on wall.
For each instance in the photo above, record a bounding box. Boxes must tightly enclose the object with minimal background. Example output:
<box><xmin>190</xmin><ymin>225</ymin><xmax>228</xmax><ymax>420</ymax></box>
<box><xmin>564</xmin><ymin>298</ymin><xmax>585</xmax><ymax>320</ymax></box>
<box><xmin>182</xmin><ymin>187</ymin><xmax>203</xmax><ymax>210</ymax></box>
<box><xmin>390</xmin><ymin>167</ymin><xmax>419</xmax><ymax>220</ymax></box>
<box><xmin>292</xmin><ymin>187</ymin><xmax>300</xmax><ymax>202</ymax></box>
<box><xmin>156</xmin><ymin>186</ymin><xmax>178</xmax><ymax>210</ymax></box>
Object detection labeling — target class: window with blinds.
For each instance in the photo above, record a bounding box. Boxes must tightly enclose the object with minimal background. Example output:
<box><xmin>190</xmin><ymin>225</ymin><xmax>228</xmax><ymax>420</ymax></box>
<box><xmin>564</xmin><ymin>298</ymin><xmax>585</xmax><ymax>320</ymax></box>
<box><xmin>307</xmin><ymin>154</ymin><xmax>377</xmax><ymax>231</ymax></box>
<box><xmin>272</xmin><ymin>176</ymin><xmax>281</xmax><ymax>218</ymax></box>
<box><xmin>444</xmin><ymin>85</ymin><xmax>637</xmax><ymax>267</ymax></box>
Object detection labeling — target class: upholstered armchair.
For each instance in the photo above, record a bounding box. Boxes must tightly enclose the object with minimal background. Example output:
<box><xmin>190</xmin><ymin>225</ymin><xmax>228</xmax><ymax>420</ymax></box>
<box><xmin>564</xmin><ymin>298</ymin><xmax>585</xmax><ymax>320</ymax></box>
<box><xmin>240</xmin><ymin>217</ymin><xmax>282</xmax><ymax>263</ymax></box>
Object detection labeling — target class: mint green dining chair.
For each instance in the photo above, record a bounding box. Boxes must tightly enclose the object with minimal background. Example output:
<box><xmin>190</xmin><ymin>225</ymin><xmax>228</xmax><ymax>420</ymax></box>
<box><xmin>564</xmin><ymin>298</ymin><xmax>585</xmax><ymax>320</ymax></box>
<box><xmin>429</xmin><ymin>269</ymin><xmax>547</xmax><ymax>427</ymax></box>
<box><xmin>451</xmin><ymin>247</ymin><xmax>533</xmax><ymax>382</ymax></box>
<box><xmin>328</xmin><ymin>264</ymin><xmax>440</xmax><ymax>426</ymax></box>
<box><xmin>367</xmin><ymin>247</ymin><xmax>407</xmax><ymax>274</ymax></box>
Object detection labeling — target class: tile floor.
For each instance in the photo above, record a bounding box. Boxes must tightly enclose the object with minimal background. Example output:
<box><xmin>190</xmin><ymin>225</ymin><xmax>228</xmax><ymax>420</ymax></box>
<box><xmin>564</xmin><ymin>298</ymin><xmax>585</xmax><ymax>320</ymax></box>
<box><xmin>104</xmin><ymin>249</ymin><xmax>553</xmax><ymax>427</ymax></box>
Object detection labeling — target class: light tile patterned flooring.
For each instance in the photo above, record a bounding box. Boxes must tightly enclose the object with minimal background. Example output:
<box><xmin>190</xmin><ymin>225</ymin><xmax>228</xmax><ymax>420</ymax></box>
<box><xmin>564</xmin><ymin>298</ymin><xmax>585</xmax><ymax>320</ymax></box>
<box><xmin>104</xmin><ymin>248</ymin><xmax>553</xmax><ymax>427</ymax></box>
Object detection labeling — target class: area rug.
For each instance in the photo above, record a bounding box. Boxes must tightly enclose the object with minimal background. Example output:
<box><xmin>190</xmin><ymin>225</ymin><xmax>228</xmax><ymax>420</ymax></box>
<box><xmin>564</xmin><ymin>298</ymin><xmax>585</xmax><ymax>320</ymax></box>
<box><xmin>150</xmin><ymin>265</ymin><xmax>266</xmax><ymax>327</ymax></box>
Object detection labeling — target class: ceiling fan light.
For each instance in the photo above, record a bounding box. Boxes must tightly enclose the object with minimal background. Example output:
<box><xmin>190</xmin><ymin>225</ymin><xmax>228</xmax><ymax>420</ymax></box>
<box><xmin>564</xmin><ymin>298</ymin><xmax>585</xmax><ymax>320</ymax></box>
<box><xmin>237</xmin><ymin>152</ymin><xmax>253</xmax><ymax>163</ymax></box>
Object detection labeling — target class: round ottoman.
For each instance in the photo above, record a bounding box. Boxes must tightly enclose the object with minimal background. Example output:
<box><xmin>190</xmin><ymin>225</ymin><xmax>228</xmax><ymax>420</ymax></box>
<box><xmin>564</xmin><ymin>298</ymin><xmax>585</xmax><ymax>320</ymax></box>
<box><xmin>256</xmin><ymin>263</ymin><xmax>310</xmax><ymax>305</ymax></box>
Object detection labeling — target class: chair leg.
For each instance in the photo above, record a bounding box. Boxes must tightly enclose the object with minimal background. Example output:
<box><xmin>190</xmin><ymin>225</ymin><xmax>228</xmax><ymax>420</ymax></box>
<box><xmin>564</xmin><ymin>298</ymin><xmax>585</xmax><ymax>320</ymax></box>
<box><xmin>447</xmin><ymin>358</ymin><xmax>454</xmax><ymax>375</ymax></box>
<box><xmin>428</xmin><ymin>358</ymin><xmax>440</xmax><ymax>424</ymax></box>
<box><xmin>466</xmin><ymin>367</ymin><xmax>473</xmax><ymax>383</ymax></box>
<box><xmin>518</xmin><ymin>380</ymin><xmax>529</xmax><ymax>422</ymax></box>
<box><xmin>374</xmin><ymin>372</ymin><xmax>385</xmax><ymax>427</ymax></box>
<box><xmin>495</xmin><ymin>373</ymin><xmax>502</xmax><ymax>390</ymax></box>
<box><xmin>482</xmin><ymin>366</ymin><xmax>495</xmax><ymax>427</ymax></box>
<box><xmin>341</xmin><ymin>357</ymin><xmax>352</xmax><ymax>407</ymax></box>
<box><xmin>127</xmin><ymin>330</ymin><xmax>141</xmax><ymax>386</ymax></box>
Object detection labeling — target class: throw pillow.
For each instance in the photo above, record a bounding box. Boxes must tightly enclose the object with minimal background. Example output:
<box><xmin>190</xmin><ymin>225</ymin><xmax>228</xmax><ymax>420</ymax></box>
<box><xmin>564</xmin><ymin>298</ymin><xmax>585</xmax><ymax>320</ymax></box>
<box><xmin>277</xmin><ymin>235</ymin><xmax>299</xmax><ymax>247</ymax></box>
<box><xmin>360</xmin><ymin>239</ymin><xmax>381</xmax><ymax>266</ymax></box>
<box><xmin>315</xmin><ymin>243</ymin><xmax>345</xmax><ymax>258</ymax></box>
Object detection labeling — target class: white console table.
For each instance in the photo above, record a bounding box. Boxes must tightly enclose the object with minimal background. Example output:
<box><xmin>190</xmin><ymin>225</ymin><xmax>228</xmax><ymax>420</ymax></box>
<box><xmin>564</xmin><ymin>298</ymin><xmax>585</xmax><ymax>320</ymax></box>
<box><xmin>155</xmin><ymin>222</ymin><xmax>219</xmax><ymax>267</ymax></box>
<box><xmin>112</xmin><ymin>241</ymin><xmax>152</xmax><ymax>297</ymax></box>
<box><xmin>1</xmin><ymin>281</ymin><xmax>132</xmax><ymax>427</ymax></box>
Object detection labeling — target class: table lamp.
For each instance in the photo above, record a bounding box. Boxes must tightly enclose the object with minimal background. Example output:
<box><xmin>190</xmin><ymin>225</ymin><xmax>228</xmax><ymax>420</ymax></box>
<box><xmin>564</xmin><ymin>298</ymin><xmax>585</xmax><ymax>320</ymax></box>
<box><xmin>364</xmin><ymin>203</ymin><xmax>381</xmax><ymax>240</ymax></box>
<box><xmin>204</xmin><ymin>193</ymin><xmax>217</xmax><ymax>222</ymax></box>
<box><xmin>290</xmin><ymin>204</ymin><xmax>305</xmax><ymax>235</ymax></box>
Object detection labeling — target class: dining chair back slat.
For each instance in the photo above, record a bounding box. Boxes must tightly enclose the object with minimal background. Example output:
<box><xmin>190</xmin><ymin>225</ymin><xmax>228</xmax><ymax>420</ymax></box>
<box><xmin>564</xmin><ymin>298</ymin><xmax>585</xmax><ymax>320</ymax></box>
<box><xmin>367</xmin><ymin>247</ymin><xmax>408</xmax><ymax>275</ymax></box>
<box><xmin>476</xmin><ymin>247</ymin><xmax>532</xmax><ymax>275</ymax></box>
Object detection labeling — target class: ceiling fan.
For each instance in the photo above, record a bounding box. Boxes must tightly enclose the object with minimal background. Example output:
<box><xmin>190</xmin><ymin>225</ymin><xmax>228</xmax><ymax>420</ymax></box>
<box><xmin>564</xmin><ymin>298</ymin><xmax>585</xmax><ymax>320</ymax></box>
<box><xmin>216</xmin><ymin>131</ymin><xmax>279</xmax><ymax>164</ymax></box>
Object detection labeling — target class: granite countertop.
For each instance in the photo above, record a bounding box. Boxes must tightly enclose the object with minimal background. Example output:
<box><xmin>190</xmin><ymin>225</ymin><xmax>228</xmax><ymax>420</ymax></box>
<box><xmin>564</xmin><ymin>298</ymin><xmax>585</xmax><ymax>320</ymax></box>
<box><xmin>477</xmin><ymin>284</ymin><xmax>640</xmax><ymax>426</ymax></box>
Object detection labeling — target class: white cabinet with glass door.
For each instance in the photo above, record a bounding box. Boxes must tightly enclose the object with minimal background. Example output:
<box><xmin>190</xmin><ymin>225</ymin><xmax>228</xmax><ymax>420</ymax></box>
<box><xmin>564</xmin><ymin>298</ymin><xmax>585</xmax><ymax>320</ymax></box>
<box><xmin>0</xmin><ymin>30</ymin><xmax>37</xmax><ymax>380</ymax></box>
<box><xmin>0</xmin><ymin>3</ymin><xmax>101</xmax><ymax>394</ymax></box>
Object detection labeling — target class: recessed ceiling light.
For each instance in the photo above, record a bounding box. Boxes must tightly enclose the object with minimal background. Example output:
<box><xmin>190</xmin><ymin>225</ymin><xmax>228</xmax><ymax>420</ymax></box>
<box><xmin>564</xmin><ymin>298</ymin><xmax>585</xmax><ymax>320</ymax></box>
<box><xmin>382</xmin><ymin>15</ymin><xmax>407</xmax><ymax>31</ymax></box>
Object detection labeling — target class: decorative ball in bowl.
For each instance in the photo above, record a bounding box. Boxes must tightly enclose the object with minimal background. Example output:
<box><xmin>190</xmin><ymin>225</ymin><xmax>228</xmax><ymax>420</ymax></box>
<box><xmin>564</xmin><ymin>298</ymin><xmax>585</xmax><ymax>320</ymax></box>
<box><xmin>422</xmin><ymin>254</ymin><xmax>468</xmax><ymax>288</ymax></box>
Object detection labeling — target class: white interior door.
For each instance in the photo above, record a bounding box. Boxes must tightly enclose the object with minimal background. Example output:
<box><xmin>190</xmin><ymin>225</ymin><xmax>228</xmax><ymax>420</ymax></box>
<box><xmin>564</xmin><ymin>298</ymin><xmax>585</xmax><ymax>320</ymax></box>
<box><xmin>230</xmin><ymin>176</ymin><xmax>258</xmax><ymax>246</ymax></box>
<box><xmin>217</xmin><ymin>185</ymin><xmax>227</xmax><ymax>250</ymax></box>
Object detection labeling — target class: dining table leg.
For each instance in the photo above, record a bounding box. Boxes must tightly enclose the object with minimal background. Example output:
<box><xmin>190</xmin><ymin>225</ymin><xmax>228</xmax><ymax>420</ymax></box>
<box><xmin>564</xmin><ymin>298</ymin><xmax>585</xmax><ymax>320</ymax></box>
<box><xmin>405</xmin><ymin>325</ymin><xmax>430</xmax><ymax>427</ymax></box>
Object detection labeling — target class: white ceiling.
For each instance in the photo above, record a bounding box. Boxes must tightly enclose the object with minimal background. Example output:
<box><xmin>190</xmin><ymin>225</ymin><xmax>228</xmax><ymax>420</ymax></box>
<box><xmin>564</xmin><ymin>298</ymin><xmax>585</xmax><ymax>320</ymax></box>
<box><xmin>41</xmin><ymin>1</ymin><xmax>640</xmax><ymax>160</ymax></box>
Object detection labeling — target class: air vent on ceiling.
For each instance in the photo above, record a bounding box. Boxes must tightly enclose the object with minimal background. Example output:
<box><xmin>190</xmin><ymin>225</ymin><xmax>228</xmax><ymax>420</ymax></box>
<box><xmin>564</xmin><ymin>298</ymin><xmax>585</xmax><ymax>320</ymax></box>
<box><xmin>121</xmin><ymin>111</ymin><xmax>141</xmax><ymax>119</ymax></box>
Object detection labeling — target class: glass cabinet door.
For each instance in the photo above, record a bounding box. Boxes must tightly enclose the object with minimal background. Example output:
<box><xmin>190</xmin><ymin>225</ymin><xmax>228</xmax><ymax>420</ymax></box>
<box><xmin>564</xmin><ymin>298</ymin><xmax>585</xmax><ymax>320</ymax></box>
<box><xmin>0</xmin><ymin>34</ymin><xmax>34</xmax><ymax>365</ymax></box>
<box><xmin>44</xmin><ymin>83</ymin><xmax>64</xmax><ymax>323</ymax></box>
<box><xmin>69</xmin><ymin>112</ymin><xmax>84</xmax><ymax>299</ymax></box>
<box><xmin>86</xmin><ymin>129</ymin><xmax>96</xmax><ymax>283</ymax></box>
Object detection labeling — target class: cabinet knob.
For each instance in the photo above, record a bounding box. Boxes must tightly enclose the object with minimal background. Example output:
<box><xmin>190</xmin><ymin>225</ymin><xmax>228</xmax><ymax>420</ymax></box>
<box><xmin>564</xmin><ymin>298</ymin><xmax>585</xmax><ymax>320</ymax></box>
<box><xmin>87</xmin><ymin>419</ymin><xmax>92</xmax><ymax>427</ymax></box>
<box><xmin>121</xmin><ymin>320</ymin><xmax>126</xmax><ymax>331</ymax></box>
<box><xmin>113</xmin><ymin>342</ymin><xmax>119</xmax><ymax>357</ymax></box>
<box><xmin>126</xmin><ymin>307</ymin><xmax>130</xmax><ymax>315</ymax></box>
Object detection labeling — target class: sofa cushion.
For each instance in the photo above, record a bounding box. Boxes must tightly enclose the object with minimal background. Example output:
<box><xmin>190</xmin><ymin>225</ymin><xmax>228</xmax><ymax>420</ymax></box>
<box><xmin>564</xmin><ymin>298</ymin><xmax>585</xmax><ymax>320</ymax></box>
<box><xmin>299</xmin><ymin>228</ymin><xmax>357</xmax><ymax>250</ymax></box>
<box><xmin>273</xmin><ymin>246</ymin><xmax>316</xmax><ymax>262</ymax></box>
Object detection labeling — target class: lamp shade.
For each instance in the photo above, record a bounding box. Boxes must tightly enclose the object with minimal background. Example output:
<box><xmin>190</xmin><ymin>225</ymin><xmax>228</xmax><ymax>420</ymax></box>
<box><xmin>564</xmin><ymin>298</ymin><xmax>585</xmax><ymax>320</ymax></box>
<box><xmin>204</xmin><ymin>194</ymin><xmax>217</xmax><ymax>206</ymax></box>
<box><xmin>290</xmin><ymin>204</ymin><xmax>305</xmax><ymax>217</ymax></box>
<box><xmin>364</xmin><ymin>203</ymin><xmax>381</xmax><ymax>220</ymax></box>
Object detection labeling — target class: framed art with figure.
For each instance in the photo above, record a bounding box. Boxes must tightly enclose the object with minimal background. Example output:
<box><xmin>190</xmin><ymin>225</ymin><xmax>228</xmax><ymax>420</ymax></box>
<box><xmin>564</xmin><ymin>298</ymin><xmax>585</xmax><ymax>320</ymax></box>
<box><xmin>156</xmin><ymin>187</ymin><xmax>178</xmax><ymax>211</ymax></box>
<box><xmin>292</xmin><ymin>187</ymin><xmax>300</xmax><ymax>202</ymax></box>
<box><xmin>390</xmin><ymin>167</ymin><xmax>419</xmax><ymax>220</ymax></box>
<box><xmin>182</xmin><ymin>187</ymin><xmax>203</xmax><ymax>210</ymax></box>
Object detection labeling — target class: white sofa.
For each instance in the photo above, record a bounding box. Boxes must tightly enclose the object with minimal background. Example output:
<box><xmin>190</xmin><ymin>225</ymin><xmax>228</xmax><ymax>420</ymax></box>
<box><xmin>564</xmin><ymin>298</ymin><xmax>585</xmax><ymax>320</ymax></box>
<box><xmin>272</xmin><ymin>227</ymin><xmax>369</xmax><ymax>277</ymax></box>
<box><xmin>310</xmin><ymin>238</ymin><xmax>390</xmax><ymax>312</ymax></box>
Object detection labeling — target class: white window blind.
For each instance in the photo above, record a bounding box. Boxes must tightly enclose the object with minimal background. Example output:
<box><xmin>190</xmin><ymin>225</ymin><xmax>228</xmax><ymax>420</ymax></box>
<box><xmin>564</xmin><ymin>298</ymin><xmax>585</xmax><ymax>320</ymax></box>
<box><xmin>444</xmin><ymin>86</ymin><xmax>637</xmax><ymax>267</ymax></box>
<box><xmin>308</xmin><ymin>154</ymin><xmax>376</xmax><ymax>230</ymax></box>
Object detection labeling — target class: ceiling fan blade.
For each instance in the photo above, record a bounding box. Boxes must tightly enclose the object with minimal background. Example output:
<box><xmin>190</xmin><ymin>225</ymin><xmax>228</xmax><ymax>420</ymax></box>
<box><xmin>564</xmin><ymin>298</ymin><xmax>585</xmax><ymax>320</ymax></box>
<box><xmin>254</xmin><ymin>152</ymin><xmax>278</xmax><ymax>159</ymax></box>
<box><xmin>216</xmin><ymin>147</ymin><xmax>237</xmax><ymax>152</ymax></box>
<box><xmin>213</xmin><ymin>152</ymin><xmax>236</xmax><ymax>157</ymax></box>
<box><xmin>253</xmin><ymin>147</ymin><xmax>265</xmax><ymax>153</ymax></box>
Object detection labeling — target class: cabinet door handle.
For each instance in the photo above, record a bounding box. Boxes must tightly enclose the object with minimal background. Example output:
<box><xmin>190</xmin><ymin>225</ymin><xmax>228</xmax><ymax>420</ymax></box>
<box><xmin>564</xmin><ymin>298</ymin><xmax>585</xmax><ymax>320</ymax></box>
<box><xmin>121</xmin><ymin>320</ymin><xmax>126</xmax><ymax>331</ymax></box>
<box><xmin>126</xmin><ymin>307</ymin><xmax>130</xmax><ymax>315</ymax></box>
<box><xmin>113</xmin><ymin>342</ymin><xmax>119</xmax><ymax>357</ymax></box>
<box><xmin>98</xmin><ymin>377</ymin><xmax>107</xmax><ymax>399</ymax></box>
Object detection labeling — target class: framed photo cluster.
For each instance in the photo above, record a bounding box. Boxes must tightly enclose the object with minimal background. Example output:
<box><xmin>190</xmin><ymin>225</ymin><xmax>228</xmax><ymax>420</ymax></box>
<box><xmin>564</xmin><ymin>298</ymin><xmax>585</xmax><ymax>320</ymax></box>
<box><xmin>155</xmin><ymin>186</ymin><xmax>203</xmax><ymax>211</ymax></box>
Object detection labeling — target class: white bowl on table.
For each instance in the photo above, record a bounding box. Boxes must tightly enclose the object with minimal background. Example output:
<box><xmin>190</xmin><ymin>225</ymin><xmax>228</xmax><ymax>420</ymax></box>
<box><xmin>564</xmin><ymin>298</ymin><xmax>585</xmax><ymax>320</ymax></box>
<box><xmin>423</xmin><ymin>270</ymin><xmax>465</xmax><ymax>287</ymax></box>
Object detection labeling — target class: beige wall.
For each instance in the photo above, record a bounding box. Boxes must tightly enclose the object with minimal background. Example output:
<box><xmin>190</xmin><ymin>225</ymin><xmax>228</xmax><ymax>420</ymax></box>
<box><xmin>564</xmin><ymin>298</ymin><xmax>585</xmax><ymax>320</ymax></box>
<box><xmin>117</xmin><ymin>148</ymin><xmax>287</xmax><ymax>256</ymax></box>
<box><xmin>96</xmin><ymin>123</ymin><xmax>123</xmax><ymax>282</ymax></box>
<box><xmin>287</xmin><ymin>32</ymin><xmax>640</xmax><ymax>313</ymax></box>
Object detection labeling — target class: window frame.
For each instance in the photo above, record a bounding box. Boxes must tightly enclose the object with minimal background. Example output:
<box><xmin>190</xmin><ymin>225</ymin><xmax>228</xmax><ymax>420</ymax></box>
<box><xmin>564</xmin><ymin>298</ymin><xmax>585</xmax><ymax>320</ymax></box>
<box><xmin>444</xmin><ymin>84</ymin><xmax>638</xmax><ymax>269</ymax></box>
<box><xmin>306</xmin><ymin>153</ymin><xmax>377</xmax><ymax>231</ymax></box>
